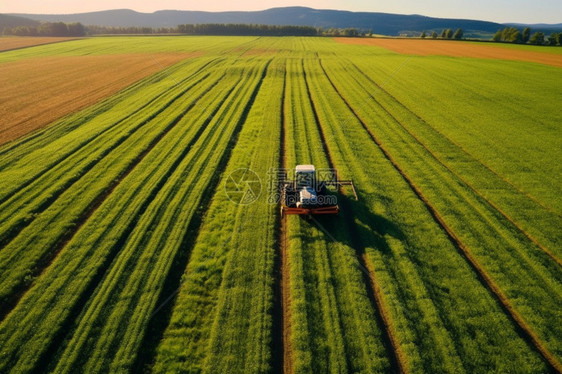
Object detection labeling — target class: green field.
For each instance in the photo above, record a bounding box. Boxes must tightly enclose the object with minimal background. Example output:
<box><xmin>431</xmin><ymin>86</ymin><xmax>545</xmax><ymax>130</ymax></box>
<box><xmin>0</xmin><ymin>36</ymin><xmax>560</xmax><ymax>373</ymax></box>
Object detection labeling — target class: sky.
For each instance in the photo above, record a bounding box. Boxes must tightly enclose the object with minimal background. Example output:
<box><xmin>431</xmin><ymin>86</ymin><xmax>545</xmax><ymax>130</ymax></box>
<box><xmin>1</xmin><ymin>0</ymin><xmax>561</xmax><ymax>24</ymax></box>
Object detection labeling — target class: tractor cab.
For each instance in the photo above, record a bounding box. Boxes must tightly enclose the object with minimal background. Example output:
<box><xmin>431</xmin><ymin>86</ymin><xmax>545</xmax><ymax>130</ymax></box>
<box><xmin>295</xmin><ymin>165</ymin><xmax>318</xmax><ymax>208</ymax></box>
<box><xmin>279</xmin><ymin>164</ymin><xmax>357</xmax><ymax>216</ymax></box>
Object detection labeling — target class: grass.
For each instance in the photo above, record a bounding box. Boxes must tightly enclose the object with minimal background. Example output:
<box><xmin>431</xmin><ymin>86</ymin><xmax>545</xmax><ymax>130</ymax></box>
<box><xmin>152</xmin><ymin>55</ymin><xmax>279</xmax><ymax>373</ymax></box>
<box><xmin>0</xmin><ymin>55</ymin><xmax>251</xmax><ymax>372</ymax></box>
<box><xmin>351</xmin><ymin>52</ymin><xmax>562</xmax><ymax>213</ymax></box>
<box><xmin>0</xmin><ymin>59</ymin><xmax>220</xmax><ymax>312</ymax></box>
<box><xmin>0</xmin><ymin>36</ymin><xmax>257</xmax><ymax>63</ymax></box>
<box><xmin>310</xmin><ymin>38</ymin><xmax>560</xmax><ymax>367</ymax></box>
<box><xmin>0</xmin><ymin>36</ymin><xmax>559</xmax><ymax>373</ymax></box>
<box><xmin>53</xmin><ymin>60</ymin><xmax>267</xmax><ymax>373</ymax></box>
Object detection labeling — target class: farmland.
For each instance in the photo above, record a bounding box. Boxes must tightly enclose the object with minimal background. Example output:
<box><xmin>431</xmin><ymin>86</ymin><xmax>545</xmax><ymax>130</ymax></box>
<box><xmin>335</xmin><ymin>37</ymin><xmax>562</xmax><ymax>67</ymax></box>
<box><xmin>0</xmin><ymin>36</ymin><xmax>560</xmax><ymax>373</ymax></box>
<box><xmin>0</xmin><ymin>37</ymin><xmax>79</xmax><ymax>52</ymax></box>
<box><xmin>0</xmin><ymin>53</ymin><xmax>192</xmax><ymax>145</ymax></box>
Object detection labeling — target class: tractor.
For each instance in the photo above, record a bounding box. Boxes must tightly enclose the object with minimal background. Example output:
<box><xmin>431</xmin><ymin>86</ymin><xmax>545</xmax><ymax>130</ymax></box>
<box><xmin>279</xmin><ymin>164</ymin><xmax>357</xmax><ymax>216</ymax></box>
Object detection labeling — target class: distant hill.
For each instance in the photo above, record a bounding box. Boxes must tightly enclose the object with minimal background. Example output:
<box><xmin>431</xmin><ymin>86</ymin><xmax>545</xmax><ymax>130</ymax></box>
<box><xmin>9</xmin><ymin>7</ymin><xmax>506</xmax><ymax>36</ymax></box>
<box><xmin>7</xmin><ymin>7</ymin><xmax>562</xmax><ymax>36</ymax></box>
<box><xmin>0</xmin><ymin>14</ymin><xmax>39</xmax><ymax>29</ymax></box>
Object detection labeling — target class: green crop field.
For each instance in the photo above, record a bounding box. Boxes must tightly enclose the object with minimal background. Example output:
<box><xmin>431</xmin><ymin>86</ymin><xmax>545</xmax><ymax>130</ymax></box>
<box><xmin>0</xmin><ymin>36</ymin><xmax>560</xmax><ymax>373</ymax></box>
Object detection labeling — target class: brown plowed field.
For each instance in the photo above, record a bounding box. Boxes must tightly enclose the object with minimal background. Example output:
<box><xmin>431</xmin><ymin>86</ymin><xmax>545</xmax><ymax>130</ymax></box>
<box><xmin>335</xmin><ymin>38</ymin><xmax>562</xmax><ymax>68</ymax></box>
<box><xmin>0</xmin><ymin>37</ymin><xmax>79</xmax><ymax>52</ymax></box>
<box><xmin>0</xmin><ymin>53</ymin><xmax>192</xmax><ymax>145</ymax></box>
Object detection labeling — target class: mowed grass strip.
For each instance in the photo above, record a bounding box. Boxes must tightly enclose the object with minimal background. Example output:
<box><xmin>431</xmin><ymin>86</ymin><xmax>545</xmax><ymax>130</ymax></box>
<box><xmin>152</xmin><ymin>56</ymin><xmax>281</xmax><ymax>373</ymax></box>
<box><xmin>0</xmin><ymin>52</ymin><xmax>193</xmax><ymax>145</ymax></box>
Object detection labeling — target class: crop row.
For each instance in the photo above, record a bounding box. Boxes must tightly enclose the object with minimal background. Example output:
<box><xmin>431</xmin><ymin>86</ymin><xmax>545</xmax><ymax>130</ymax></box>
<box><xmin>0</xmin><ymin>55</ymin><xmax>265</xmax><ymax>372</ymax></box>
<box><xmin>52</xmin><ymin>59</ymin><xmax>270</xmax><ymax>373</ymax></box>
<box><xmin>313</xmin><ymin>43</ymin><xmax>561</xmax><ymax>365</ymax></box>
<box><xmin>343</xmin><ymin>53</ymin><xmax>562</xmax><ymax>260</ymax></box>
<box><xmin>297</xmin><ymin>38</ymin><xmax>552</xmax><ymax>372</ymax></box>
<box><xmin>152</xmin><ymin>48</ymin><xmax>284</xmax><ymax>372</ymax></box>
<box><xmin>0</xmin><ymin>58</ymin><xmax>224</xmax><ymax>316</ymax></box>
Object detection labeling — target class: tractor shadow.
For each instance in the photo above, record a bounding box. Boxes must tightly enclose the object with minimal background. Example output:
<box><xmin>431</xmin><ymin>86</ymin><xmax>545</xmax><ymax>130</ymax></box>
<box><xmin>306</xmin><ymin>192</ymin><xmax>405</xmax><ymax>256</ymax></box>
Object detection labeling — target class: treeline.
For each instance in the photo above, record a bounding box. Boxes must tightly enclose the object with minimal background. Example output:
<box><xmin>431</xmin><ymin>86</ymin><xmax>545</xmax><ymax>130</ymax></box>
<box><xmin>5</xmin><ymin>23</ymin><xmax>363</xmax><ymax>37</ymax></box>
<box><xmin>85</xmin><ymin>25</ymin><xmax>173</xmax><ymax>35</ymax></box>
<box><xmin>177</xmin><ymin>24</ymin><xmax>367</xmax><ymax>36</ymax></box>
<box><xmin>318</xmin><ymin>28</ymin><xmax>361</xmax><ymax>37</ymax></box>
<box><xmin>179</xmin><ymin>24</ymin><xmax>365</xmax><ymax>36</ymax></box>
<box><xmin>420</xmin><ymin>28</ymin><xmax>464</xmax><ymax>39</ymax></box>
<box><xmin>493</xmin><ymin>27</ymin><xmax>562</xmax><ymax>45</ymax></box>
<box><xmin>72</xmin><ymin>23</ymin><xmax>366</xmax><ymax>37</ymax></box>
<box><xmin>85</xmin><ymin>24</ymin><xmax>321</xmax><ymax>36</ymax></box>
<box><xmin>177</xmin><ymin>24</ymin><xmax>318</xmax><ymax>36</ymax></box>
<box><xmin>2</xmin><ymin>22</ymin><xmax>85</xmax><ymax>36</ymax></box>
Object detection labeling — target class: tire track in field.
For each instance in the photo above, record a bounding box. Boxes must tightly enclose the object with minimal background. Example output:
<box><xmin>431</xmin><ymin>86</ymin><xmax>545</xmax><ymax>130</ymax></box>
<box><xmin>272</xmin><ymin>61</ymin><xmax>291</xmax><ymax>374</ymax></box>
<box><xmin>344</xmin><ymin>59</ymin><xmax>561</xmax><ymax>219</ymax></box>
<box><xmin>0</xmin><ymin>57</ymin><xmax>223</xmax><ymax>204</ymax></box>
<box><xmin>341</xmin><ymin>60</ymin><xmax>561</xmax><ymax>266</ymax></box>
<box><xmin>304</xmin><ymin>57</ymin><xmax>406</xmax><ymax>374</ymax></box>
<box><xmin>320</xmin><ymin>63</ymin><xmax>562</xmax><ymax>372</ymax></box>
<box><xmin>0</xmin><ymin>73</ymin><xmax>227</xmax><ymax>323</ymax></box>
<box><xmin>0</xmin><ymin>70</ymin><xmax>216</xmax><ymax>252</ymax></box>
